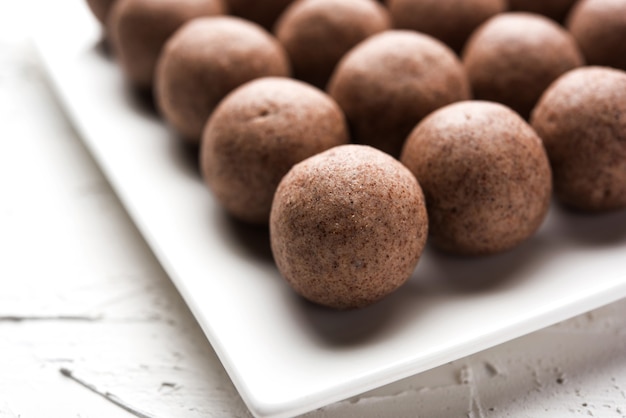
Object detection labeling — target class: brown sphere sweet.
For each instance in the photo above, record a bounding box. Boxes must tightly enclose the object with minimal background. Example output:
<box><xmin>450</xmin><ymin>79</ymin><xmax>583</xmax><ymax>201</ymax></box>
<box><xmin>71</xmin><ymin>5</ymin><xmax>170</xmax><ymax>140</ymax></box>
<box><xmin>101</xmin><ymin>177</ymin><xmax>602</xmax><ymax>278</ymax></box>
<box><xmin>200</xmin><ymin>77</ymin><xmax>349</xmax><ymax>224</ymax></box>
<box><xmin>223</xmin><ymin>0</ymin><xmax>294</xmax><ymax>30</ymax></box>
<box><xmin>567</xmin><ymin>0</ymin><xmax>626</xmax><ymax>72</ymax></box>
<box><xmin>107</xmin><ymin>0</ymin><xmax>226</xmax><ymax>90</ymax></box>
<box><xmin>463</xmin><ymin>12</ymin><xmax>584</xmax><ymax>119</ymax></box>
<box><xmin>155</xmin><ymin>17</ymin><xmax>290</xmax><ymax>143</ymax></box>
<box><xmin>400</xmin><ymin>101</ymin><xmax>552</xmax><ymax>255</ymax></box>
<box><xmin>328</xmin><ymin>30</ymin><xmax>470</xmax><ymax>158</ymax></box>
<box><xmin>507</xmin><ymin>0</ymin><xmax>578</xmax><ymax>22</ymax></box>
<box><xmin>275</xmin><ymin>0</ymin><xmax>391</xmax><ymax>88</ymax></box>
<box><xmin>531</xmin><ymin>67</ymin><xmax>626</xmax><ymax>212</ymax></box>
<box><xmin>386</xmin><ymin>0</ymin><xmax>506</xmax><ymax>53</ymax></box>
<box><xmin>270</xmin><ymin>145</ymin><xmax>428</xmax><ymax>309</ymax></box>
<box><xmin>86</xmin><ymin>0</ymin><xmax>117</xmax><ymax>24</ymax></box>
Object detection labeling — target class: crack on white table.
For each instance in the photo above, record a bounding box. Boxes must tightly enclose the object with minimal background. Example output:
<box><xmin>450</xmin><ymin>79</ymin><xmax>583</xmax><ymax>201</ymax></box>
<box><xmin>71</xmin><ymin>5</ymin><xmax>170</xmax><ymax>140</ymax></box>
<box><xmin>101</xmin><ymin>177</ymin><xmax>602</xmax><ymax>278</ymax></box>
<box><xmin>157</xmin><ymin>381</ymin><xmax>180</xmax><ymax>394</ymax></box>
<box><xmin>459</xmin><ymin>364</ymin><xmax>486</xmax><ymax>418</ymax></box>
<box><xmin>60</xmin><ymin>367</ymin><xmax>157</xmax><ymax>418</ymax></box>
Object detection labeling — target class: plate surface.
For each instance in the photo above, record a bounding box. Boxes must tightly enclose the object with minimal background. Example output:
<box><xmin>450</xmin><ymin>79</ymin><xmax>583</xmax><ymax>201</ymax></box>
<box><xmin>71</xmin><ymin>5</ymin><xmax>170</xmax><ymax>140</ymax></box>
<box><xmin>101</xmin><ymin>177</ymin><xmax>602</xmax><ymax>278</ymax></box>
<box><xmin>33</xmin><ymin>2</ymin><xmax>626</xmax><ymax>417</ymax></box>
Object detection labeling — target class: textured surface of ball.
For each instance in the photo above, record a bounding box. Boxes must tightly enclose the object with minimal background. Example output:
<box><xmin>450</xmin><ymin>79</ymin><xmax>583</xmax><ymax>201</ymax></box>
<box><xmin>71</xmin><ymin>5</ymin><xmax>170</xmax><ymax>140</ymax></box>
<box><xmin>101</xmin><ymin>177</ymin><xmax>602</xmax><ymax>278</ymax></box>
<box><xmin>270</xmin><ymin>145</ymin><xmax>428</xmax><ymax>310</ymax></box>
<box><xmin>107</xmin><ymin>0</ymin><xmax>226</xmax><ymax>89</ymax></box>
<box><xmin>155</xmin><ymin>17</ymin><xmax>290</xmax><ymax>143</ymax></box>
<box><xmin>328</xmin><ymin>30</ymin><xmax>470</xmax><ymax>157</ymax></box>
<box><xmin>386</xmin><ymin>0</ymin><xmax>506</xmax><ymax>53</ymax></box>
<box><xmin>201</xmin><ymin>77</ymin><xmax>349</xmax><ymax>224</ymax></box>
<box><xmin>401</xmin><ymin>101</ymin><xmax>552</xmax><ymax>255</ymax></box>
<box><xmin>567</xmin><ymin>0</ymin><xmax>626</xmax><ymax>72</ymax></box>
<box><xmin>531</xmin><ymin>67</ymin><xmax>626</xmax><ymax>212</ymax></box>
<box><xmin>275</xmin><ymin>0</ymin><xmax>390</xmax><ymax>88</ymax></box>
<box><xmin>463</xmin><ymin>12</ymin><xmax>584</xmax><ymax>119</ymax></box>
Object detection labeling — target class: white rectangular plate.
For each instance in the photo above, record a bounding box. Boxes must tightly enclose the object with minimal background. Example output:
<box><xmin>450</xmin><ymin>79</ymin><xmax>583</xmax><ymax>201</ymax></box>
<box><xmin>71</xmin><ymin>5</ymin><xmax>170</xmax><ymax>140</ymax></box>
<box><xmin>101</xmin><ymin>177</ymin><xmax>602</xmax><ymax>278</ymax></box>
<box><xmin>33</xmin><ymin>2</ymin><xmax>626</xmax><ymax>417</ymax></box>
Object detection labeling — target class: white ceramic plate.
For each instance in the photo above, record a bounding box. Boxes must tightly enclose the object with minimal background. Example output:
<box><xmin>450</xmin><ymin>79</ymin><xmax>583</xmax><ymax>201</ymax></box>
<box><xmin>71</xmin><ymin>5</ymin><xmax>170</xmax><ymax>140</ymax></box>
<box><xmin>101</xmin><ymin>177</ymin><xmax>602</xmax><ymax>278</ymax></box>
<box><xmin>33</xmin><ymin>2</ymin><xmax>626</xmax><ymax>417</ymax></box>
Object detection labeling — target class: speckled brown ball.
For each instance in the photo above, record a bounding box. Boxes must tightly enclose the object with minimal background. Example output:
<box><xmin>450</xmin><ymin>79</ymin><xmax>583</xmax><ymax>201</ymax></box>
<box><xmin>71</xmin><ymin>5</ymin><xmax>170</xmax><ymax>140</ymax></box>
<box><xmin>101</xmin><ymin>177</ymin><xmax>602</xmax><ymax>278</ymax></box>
<box><xmin>386</xmin><ymin>0</ymin><xmax>506</xmax><ymax>53</ymax></box>
<box><xmin>86</xmin><ymin>0</ymin><xmax>117</xmax><ymax>24</ymax></box>
<box><xmin>328</xmin><ymin>30</ymin><xmax>470</xmax><ymax>158</ymax></box>
<box><xmin>223</xmin><ymin>0</ymin><xmax>294</xmax><ymax>29</ymax></box>
<box><xmin>155</xmin><ymin>17</ymin><xmax>290</xmax><ymax>143</ymax></box>
<box><xmin>400</xmin><ymin>101</ymin><xmax>552</xmax><ymax>255</ymax></box>
<box><xmin>275</xmin><ymin>0</ymin><xmax>390</xmax><ymax>88</ymax></box>
<box><xmin>463</xmin><ymin>12</ymin><xmax>584</xmax><ymax>119</ymax></box>
<box><xmin>507</xmin><ymin>0</ymin><xmax>578</xmax><ymax>22</ymax></box>
<box><xmin>107</xmin><ymin>0</ymin><xmax>226</xmax><ymax>90</ymax></box>
<box><xmin>531</xmin><ymin>67</ymin><xmax>626</xmax><ymax>212</ymax></box>
<box><xmin>270</xmin><ymin>145</ymin><xmax>428</xmax><ymax>310</ymax></box>
<box><xmin>201</xmin><ymin>77</ymin><xmax>349</xmax><ymax>224</ymax></box>
<box><xmin>567</xmin><ymin>0</ymin><xmax>626</xmax><ymax>72</ymax></box>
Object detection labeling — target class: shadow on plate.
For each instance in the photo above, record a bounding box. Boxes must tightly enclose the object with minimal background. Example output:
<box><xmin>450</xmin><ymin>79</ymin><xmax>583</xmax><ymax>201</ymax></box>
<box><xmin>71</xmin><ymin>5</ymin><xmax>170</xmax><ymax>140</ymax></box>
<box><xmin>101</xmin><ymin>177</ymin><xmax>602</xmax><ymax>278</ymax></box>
<box><xmin>93</xmin><ymin>35</ymin><xmax>112</xmax><ymax>59</ymax></box>
<box><xmin>412</xmin><ymin>202</ymin><xmax>626</xmax><ymax>294</ymax></box>
<box><xmin>546</xmin><ymin>204</ymin><xmax>626</xmax><ymax>246</ymax></box>
<box><xmin>414</xmin><ymin>233</ymin><xmax>553</xmax><ymax>294</ymax></box>
<box><xmin>224</xmin><ymin>215</ymin><xmax>274</xmax><ymax>263</ymax></box>
<box><xmin>209</xmin><ymin>208</ymin><xmax>274</xmax><ymax>264</ymax></box>
<box><xmin>121</xmin><ymin>82</ymin><xmax>159</xmax><ymax>117</ymax></box>
<box><xmin>167</xmin><ymin>136</ymin><xmax>202</xmax><ymax>180</ymax></box>
<box><xmin>292</xmin><ymin>285</ymin><xmax>416</xmax><ymax>347</ymax></box>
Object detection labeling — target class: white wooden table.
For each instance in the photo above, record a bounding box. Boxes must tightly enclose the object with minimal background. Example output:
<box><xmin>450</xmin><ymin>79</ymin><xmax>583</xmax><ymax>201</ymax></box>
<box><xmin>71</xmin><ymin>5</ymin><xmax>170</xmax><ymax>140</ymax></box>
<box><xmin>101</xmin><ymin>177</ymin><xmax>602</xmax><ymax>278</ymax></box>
<box><xmin>1</xmin><ymin>3</ymin><xmax>626</xmax><ymax>417</ymax></box>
